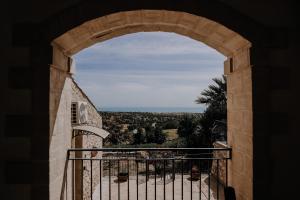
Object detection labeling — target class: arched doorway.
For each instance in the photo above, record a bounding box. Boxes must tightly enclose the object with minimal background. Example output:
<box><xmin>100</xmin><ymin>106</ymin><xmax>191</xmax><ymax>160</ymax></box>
<box><xmin>49</xmin><ymin>10</ymin><xmax>253</xmax><ymax>200</ymax></box>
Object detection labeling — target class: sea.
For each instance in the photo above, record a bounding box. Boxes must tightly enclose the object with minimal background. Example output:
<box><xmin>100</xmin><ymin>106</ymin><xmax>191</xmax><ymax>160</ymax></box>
<box><xmin>98</xmin><ymin>107</ymin><xmax>204</xmax><ymax>113</ymax></box>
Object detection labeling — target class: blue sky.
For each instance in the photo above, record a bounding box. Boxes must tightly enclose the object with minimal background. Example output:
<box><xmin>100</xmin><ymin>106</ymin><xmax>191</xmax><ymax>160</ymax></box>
<box><xmin>73</xmin><ymin>32</ymin><xmax>225</xmax><ymax>109</ymax></box>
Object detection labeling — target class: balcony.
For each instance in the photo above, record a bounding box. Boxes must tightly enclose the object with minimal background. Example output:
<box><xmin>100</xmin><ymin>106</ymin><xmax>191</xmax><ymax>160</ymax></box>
<box><xmin>64</xmin><ymin>148</ymin><xmax>232</xmax><ymax>200</ymax></box>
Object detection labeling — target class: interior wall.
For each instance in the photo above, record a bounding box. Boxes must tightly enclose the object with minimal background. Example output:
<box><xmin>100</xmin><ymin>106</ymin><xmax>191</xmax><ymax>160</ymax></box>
<box><xmin>1</xmin><ymin>1</ymin><xmax>297</xmax><ymax>200</ymax></box>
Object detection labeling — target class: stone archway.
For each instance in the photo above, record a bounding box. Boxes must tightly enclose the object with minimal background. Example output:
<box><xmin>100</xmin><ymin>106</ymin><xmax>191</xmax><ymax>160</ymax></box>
<box><xmin>52</xmin><ymin>10</ymin><xmax>250</xmax><ymax>56</ymax></box>
<box><xmin>50</xmin><ymin>10</ymin><xmax>252</xmax><ymax>200</ymax></box>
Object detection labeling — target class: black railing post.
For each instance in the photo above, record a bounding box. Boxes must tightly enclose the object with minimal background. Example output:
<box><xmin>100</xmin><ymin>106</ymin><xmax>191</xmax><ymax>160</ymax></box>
<box><xmin>208</xmin><ymin>159</ymin><xmax>211</xmax><ymax>200</ymax></box>
<box><xmin>217</xmin><ymin>159</ymin><xmax>219</xmax><ymax>200</ymax></box>
<box><xmin>127</xmin><ymin>159</ymin><xmax>130</xmax><ymax>200</ymax></box>
<box><xmin>72</xmin><ymin>160</ymin><xmax>74</xmax><ymax>200</ymax></box>
<box><xmin>99</xmin><ymin>160</ymin><xmax>102</xmax><ymax>200</ymax></box>
<box><xmin>118</xmin><ymin>160</ymin><xmax>120</xmax><ymax>200</ymax></box>
<box><xmin>109</xmin><ymin>160</ymin><xmax>111</xmax><ymax>200</ymax></box>
<box><xmin>172</xmin><ymin>159</ymin><xmax>175</xmax><ymax>200</ymax></box>
<box><xmin>154</xmin><ymin>160</ymin><xmax>157</xmax><ymax>200</ymax></box>
<box><xmin>136</xmin><ymin>160</ymin><xmax>139</xmax><ymax>200</ymax></box>
<box><xmin>181</xmin><ymin>159</ymin><xmax>184</xmax><ymax>200</ymax></box>
<box><xmin>190</xmin><ymin>159</ymin><xmax>192</xmax><ymax>200</ymax></box>
<box><xmin>81</xmin><ymin>160</ymin><xmax>83</xmax><ymax>200</ymax></box>
<box><xmin>90</xmin><ymin>160</ymin><xmax>93</xmax><ymax>200</ymax></box>
<box><xmin>146</xmin><ymin>160</ymin><xmax>148</xmax><ymax>200</ymax></box>
<box><xmin>66</xmin><ymin>161</ymin><xmax>68</xmax><ymax>200</ymax></box>
<box><xmin>163</xmin><ymin>159</ymin><xmax>166</xmax><ymax>200</ymax></box>
<box><xmin>199</xmin><ymin>160</ymin><xmax>201</xmax><ymax>200</ymax></box>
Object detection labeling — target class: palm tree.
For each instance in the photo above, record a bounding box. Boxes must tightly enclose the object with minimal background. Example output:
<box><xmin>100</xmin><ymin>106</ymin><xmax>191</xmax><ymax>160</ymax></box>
<box><xmin>195</xmin><ymin>75</ymin><xmax>226</xmax><ymax>111</ymax></box>
<box><xmin>195</xmin><ymin>75</ymin><xmax>227</xmax><ymax>143</ymax></box>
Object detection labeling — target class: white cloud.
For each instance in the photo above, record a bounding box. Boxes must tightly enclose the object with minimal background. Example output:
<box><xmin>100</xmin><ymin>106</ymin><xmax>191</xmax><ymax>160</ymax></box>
<box><xmin>73</xmin><ymin>32</ymin><xmax>225</xmax><ymax>108</ymax></box>
<box><xmin>84</xmin><ymin>32</ymin><xmax>217</xmax><ymax>57</ymax></box>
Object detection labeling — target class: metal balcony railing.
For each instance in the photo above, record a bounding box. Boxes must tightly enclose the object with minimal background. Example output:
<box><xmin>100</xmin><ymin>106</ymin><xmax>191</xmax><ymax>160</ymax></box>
<box><xmin>64</xmin><ymin>148</ymin><xmax>231</xmax><ymax>200</ymax></box>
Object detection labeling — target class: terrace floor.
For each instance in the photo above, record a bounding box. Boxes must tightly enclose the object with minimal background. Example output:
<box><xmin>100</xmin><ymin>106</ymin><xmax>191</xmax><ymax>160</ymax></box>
<box><xmin>93</xmin><ymin>174</ymin><xmax>224</xmax><ymax>200</ymax></box>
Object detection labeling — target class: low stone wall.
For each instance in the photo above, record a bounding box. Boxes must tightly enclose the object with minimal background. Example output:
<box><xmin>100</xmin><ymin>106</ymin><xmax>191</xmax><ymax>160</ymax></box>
<box><xmin>211</xmin><ymin>141</ymin><xmax>229</xmax><ymax>185</ymax></box>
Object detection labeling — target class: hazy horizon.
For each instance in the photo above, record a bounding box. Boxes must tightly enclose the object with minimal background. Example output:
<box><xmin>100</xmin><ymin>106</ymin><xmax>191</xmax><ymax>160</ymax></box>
<box><xmin>98</xmin><ymin>106</ymin><xmax>204</xmax><ymax>113</ymax></box>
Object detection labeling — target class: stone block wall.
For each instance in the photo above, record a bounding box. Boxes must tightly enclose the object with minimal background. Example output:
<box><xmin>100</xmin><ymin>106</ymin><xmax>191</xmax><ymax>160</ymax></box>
<box><xmin>50</xmin><ymin>62</ymin><xmax>104</xmax><ymax>200</ymax></box>
<box><xmin>73</xmin><ymin>134</ymin><xmax>103</xmax><ymax>200</ymax></box>
<box><xmin>49</xmin><ymin>72</ymin><xmax>73</xmax><ymax>200</ymax></box>
<box><xmin>71</xmin><ymin>79</ymin><xmax>103</xmax><ymax>200</ymax></box>
<box><xmin>211</xmin><ymin>141</ymin><xmax>229</xmax><ymax>186</ymax></box>
<box><xmin>226</xmin><ymin>46</ymin><xmax>253</xmax><ymax>200</ymax></box>
<box><xmin>71</xmin><ymin>81</ymin><xmax>102</xmax><ymax>128</ymax></box>
<box><xmin>80</xmin><ymin>135</ymin><xmax>102</xmax><ymax>200</ymax></box>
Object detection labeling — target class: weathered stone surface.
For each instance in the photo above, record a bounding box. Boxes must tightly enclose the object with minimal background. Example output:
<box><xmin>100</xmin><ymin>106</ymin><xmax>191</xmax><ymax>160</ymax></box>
<box><xmin>50</xmin><ymin>45</ymin><xmax>104</xmax><ymax>200</ymax></box>
<box><xmin>53</xmin><ymin>10</ymin><xmax>250</xmax><ymax>56</ymax></box>
<box><xmin>211</xmin><ymin>141</ymin><xmax>229</xmax><ymax>185</ymax></box>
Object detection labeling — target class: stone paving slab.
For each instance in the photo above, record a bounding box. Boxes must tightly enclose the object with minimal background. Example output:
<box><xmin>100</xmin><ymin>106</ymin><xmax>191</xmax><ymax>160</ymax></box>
<box><xmin>92</xmin><ymin>174</ymin><xmax>224</xmax><ymax>200</ymax></box>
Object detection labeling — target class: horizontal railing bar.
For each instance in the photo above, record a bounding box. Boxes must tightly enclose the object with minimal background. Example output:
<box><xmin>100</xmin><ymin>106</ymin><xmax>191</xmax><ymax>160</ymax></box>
<box><xmin>103</xmin><ymin>153</ymin><xmax>220</xmax><ymax>155</ymax></box>
<box><xmin>68</xmin><ymin>147</ymin><xmax>231</xmax><ymax>152</ymax></box>
<box><xmin>68</xmin><ymin>157</ymin><xmax>230</xmax><ymax>161</ymax></box>
<box><xmin>98</xmin><ymin>154</ymin><xmax>222</xmax><ymax>157</ymax></box>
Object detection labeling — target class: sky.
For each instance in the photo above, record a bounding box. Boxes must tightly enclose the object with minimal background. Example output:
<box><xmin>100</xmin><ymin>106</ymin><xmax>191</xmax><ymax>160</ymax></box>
<box><xmin>73</xmin><ymin>32</ymin><xmax>225</xmax><ymax>109</ymax></box>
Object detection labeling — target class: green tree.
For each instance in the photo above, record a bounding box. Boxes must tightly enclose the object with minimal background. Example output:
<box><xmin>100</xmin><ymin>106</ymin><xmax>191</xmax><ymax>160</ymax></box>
<box><xmin>144</xmin><ymin>125</ymin><xmax>156</xmax><ymax>143</ymax></box>
<box><xmin>195</xmin><ymin>75</ymin><xmax>226</xmax><ymax>111</ymax></box>
<box><xmin>154</xmin><ymin>126</ymin><xmax>166</xmax><ymax>144</ymax></box>
<box><xmin>195</xmin><ymin>75</ymin><xmax>227</xmax><ymax>143</ymax></box>
<box><xmin>177</xmin><ymin>115</ymin><xmax>197</xmax><ymax>138</ymax></box>
<box><xmin>163</xmin><ymin>120</ymin><xmax>179</xmax><ymax>129</ymax></box>
<box><xmin>177</xmin><ymin>115</ymin><xmax>210</xmax><ymax>147</ymax></box>
<box><xmin>133</xmin><ymin>128</ymin><xmax>146</xmax><ymax>144</ymax></box>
